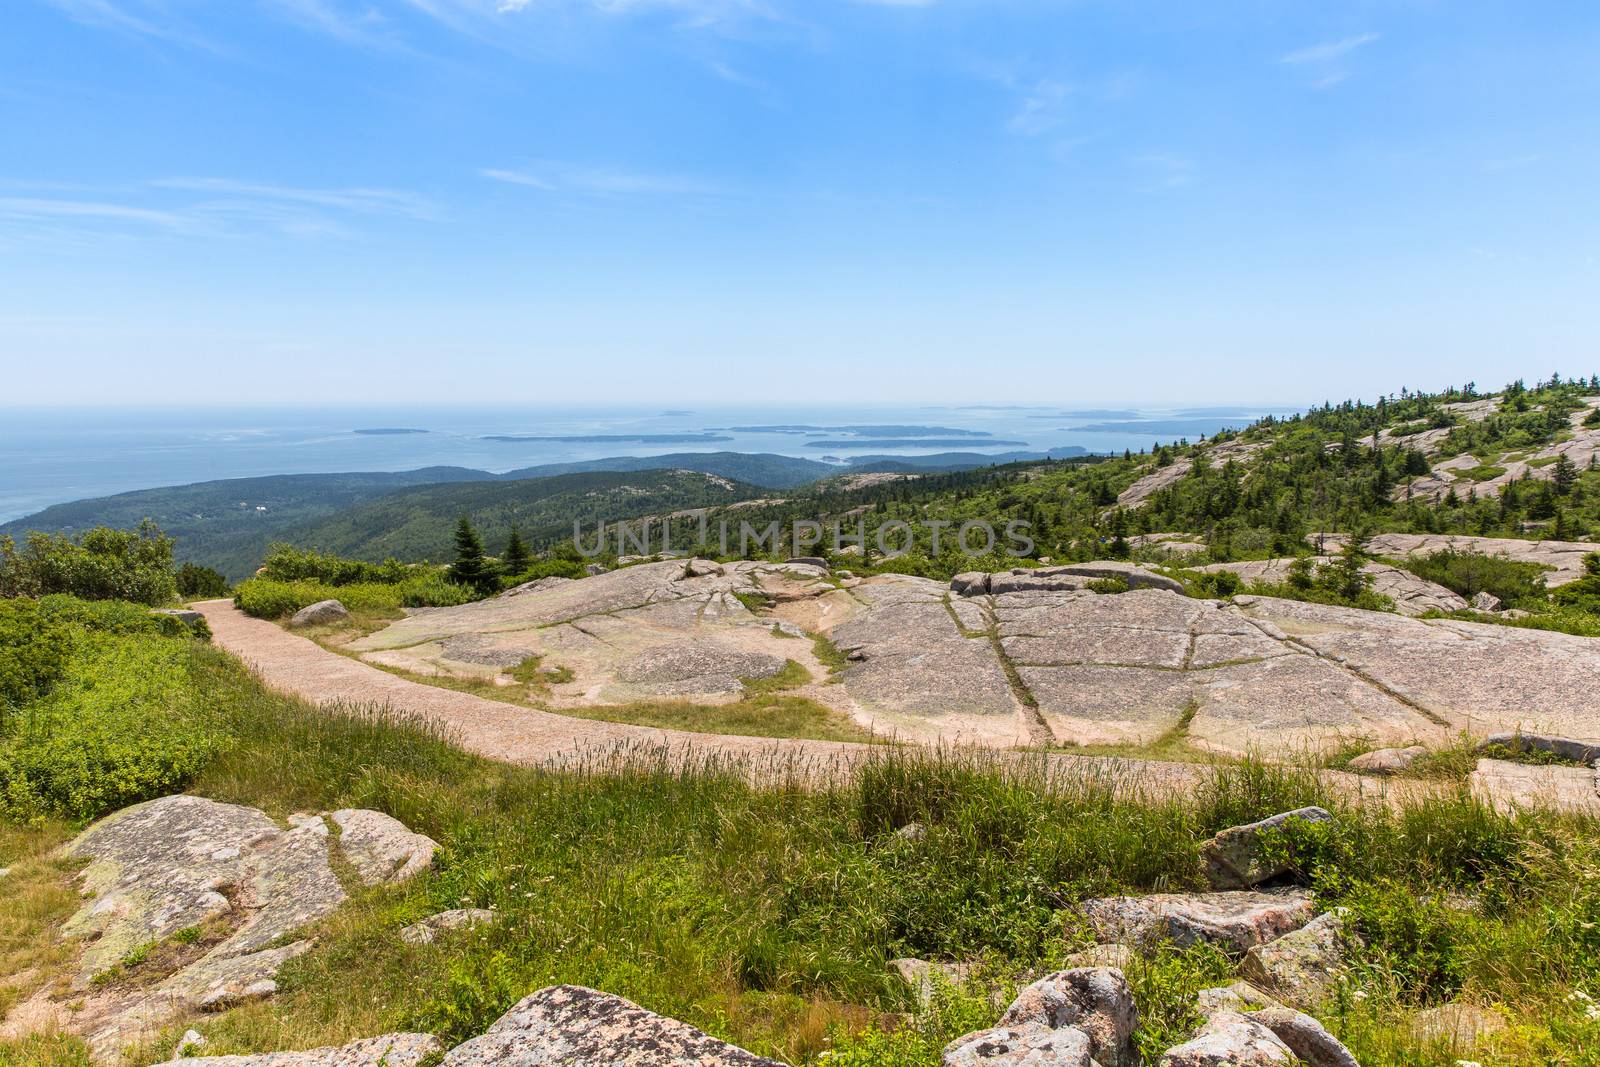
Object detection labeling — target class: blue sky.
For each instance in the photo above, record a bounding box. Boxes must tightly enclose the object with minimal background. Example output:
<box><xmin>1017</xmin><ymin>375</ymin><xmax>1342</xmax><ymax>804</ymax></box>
<box><xmin>4</xmin><ymin>1</ymin><xmax>1597</xmax><ymax>406</ymax></box>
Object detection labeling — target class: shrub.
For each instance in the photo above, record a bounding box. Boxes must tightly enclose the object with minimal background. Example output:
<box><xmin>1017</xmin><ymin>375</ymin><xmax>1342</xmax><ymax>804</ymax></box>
<box><xmin>175</xmin><ymin>562</ymin><xmax>229</xmax><ymax>599</ymax></box>
<box><xmin>502</xmin><ymin>556</ymin><xmax>590</xmax><ymax>588</ymax></box>
<box><xmin>0</xmin><ymin>522</ymin><xmax>177</xmax><ymax>605</ymax></box>
<box><xmin>0</xmin><ymin>600</ymin><xmax>75</xmax><ymax>721</ymax></box>
<box><xmin>258</xmin><ymin>544</ymin><xmax>409</xmax><ymax>586</ymax></box>
<box><xmin>1402</xmin><ymin>548</ymin><xmax>1551</xmax><ymax>605</ymax></box>
<box><xmin>0</xmin><ymin>629</ymin><xmax>225</xmax><ymax>822</ymax></box>
<box><xmin>232</xmin><ymin>574</ymin><xmax>474</xmax><ymax>620</ymax></box>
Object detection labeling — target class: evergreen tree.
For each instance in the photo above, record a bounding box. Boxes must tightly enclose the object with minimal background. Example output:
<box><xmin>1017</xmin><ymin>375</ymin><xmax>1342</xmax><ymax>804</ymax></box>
<box><xmin>448</xmin><ymin>516</ymin><xmax>492</xmax><ymax>592</ymax></box>
<box><xmin>1553</xmin><ymin>453</ymin><xmax>1578</xmax><ymax>496</ymax></box>
<box><xmin>502</xmin><ymin>524</ymin><xmax>531</xmax><ymax>575</ymax></box>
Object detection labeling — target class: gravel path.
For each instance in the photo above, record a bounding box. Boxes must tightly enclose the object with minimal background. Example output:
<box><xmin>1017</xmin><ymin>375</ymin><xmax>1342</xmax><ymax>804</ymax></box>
<box><xmin>194</xmin><ymin>599</ymin><xmax>1417</xmax><ymax>802</ymax></box>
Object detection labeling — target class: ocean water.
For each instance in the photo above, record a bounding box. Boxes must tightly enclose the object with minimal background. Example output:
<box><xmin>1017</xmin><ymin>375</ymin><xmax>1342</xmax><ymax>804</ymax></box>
<box><xmin>0</xmin><ymin>403</ymin><xmax>1294</xmax><ymax>524</ymax></box>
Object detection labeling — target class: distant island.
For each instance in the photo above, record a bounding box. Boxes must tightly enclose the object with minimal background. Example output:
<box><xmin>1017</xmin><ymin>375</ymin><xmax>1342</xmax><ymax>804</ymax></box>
<box><xmin>659</xmin><ymin>410</ymin><xmax>694</xmax><ymax>416</ymax></box>
<box><xmin>352</xmin><ymin>427</ymin><xmax>430</xmax><ymax>435</ymax></box>
<box><xmin>482</xmin><ymin>433</ymin><xmax>734</xmax><ymax>444</ymax></box>
<box><xmin>803</xmin><ymin>437</ymin><xmax>1029</xmax><ymax>449</ymax></box>
<box><xmin>725</xmin><ymin>424</ymin><xmax>993</xmax><ymax>437</ymax></box>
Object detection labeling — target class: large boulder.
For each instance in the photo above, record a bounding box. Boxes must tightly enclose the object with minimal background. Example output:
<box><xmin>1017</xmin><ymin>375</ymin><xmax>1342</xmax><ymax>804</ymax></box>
<box><xmin>997</xmin><ymin>968</ymin><xmax>1137</xmax><ymax>1066</ymax></box>
<box><xmin>329</xmin><ymin>809</ymin><xmax>438</xmax><ymax>886</ymax></box>
<box><xmin>289</xmin><ymin>600</ymin><xmax>350</xmax><ymax>628</ymax></box>
<box><xmin>1239</xmin><ymin>911</ymin><xmax>1354</xmax><ymax>1006</ymax></box>
<box><xmin>1246</xmin><ymin>1008</ymin><xmax>1359</xmax><ymax>1067</ymax></box>
<box><xmin>157</xmin><ymin>1032</ymin><xmax>442</xmax><ymax>1066</ymax></box>
<box><xmin>942</xmin><ymin>1024</ymin><xmax>1098</xmax><ymax>1067</ymax></box>
<box><xmin>1199</xmin><ymin>807</ymin><xmax>1334</xmax><ymax>890</ymax></box>
<box><xmin>1083</xmin><ymin>891</ymin><xmax>1315</xmax><ymax>954</ymax></box>
<box><xmin>439</xmin><ymin>985</ymin><xmax>783</xmax><ymax>1066</ymax></box>
<box><xmin>1193</xmin><ymin>982</ymin><xmax>1280</xmax><ymax>1017</ymax></box>
<box><xmin>1157</xmin><ymin>1011</ymin><xmax>1295</xmax><ymax>1066</ymax></box>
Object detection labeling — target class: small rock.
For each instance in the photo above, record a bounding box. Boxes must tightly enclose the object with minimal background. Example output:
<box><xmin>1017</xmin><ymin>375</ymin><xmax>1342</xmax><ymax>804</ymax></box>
<box><xmin>950</xmin><ymin>571</ymin><xmax>991</xmax><ymax>596</ymax></box>
<box><xmin>1347</xmin><ymin>746</ymin><xmax>1429</xmax><ymax>775</ymax></box>
<box><xmin>0</xmin><ymin>866</ymin><xmax>10</xmax><ymax>878</ymax></box>
<box><xmin>1470</xmin><ymin>591</ymin><xmax>1503</xmax><ymax>612</ymax></box>
<box><xmin>584</xmin><ymin>563</ymin><xmax>607</xmax><ymax>576</ymax></box>
<box><xmin>1240</xmin><ymin>911</ymin><xmax>1354</xmax><ymax>1006</ymax></box>
<box><xmin>1410</xmin><ymin>1002</ymin><xmax>1507</xmax><ymax>1051</ymax></box>
<box><xmin>1064</xmin><ymin>943</ymin><xmax>1135</xmax><ymax>972</ymax></box>
<box><xmin>162</xmin><ymin>1032</ymin><xmax>442</xmax><ymax>1066</ymax></box>
<box><xmin>1157</xmin><ymin>1011</ymin><xmax>1295</xmax><ymax>1066</ymax></box>
<box><xmin>288</xmin><ymin>600</ymin><xmax>349</xmax><ymax>628</ymax></box>
<box><xmin>1246</xmin><ymin>1007</ymin><xmax>1359</xmax><ymax>1067</ymax></box>
<box><xmin>1199</xmin><ymin>807</ymin><xmax>1335</xmax><ymax>890</ymax></box>
<box><xmin>998</xmin><ymin>967</ymin><xmax>1137</xmax><ymax>1067</ymax></box>
<box><xmin>1479</xmin><ymin>731</ymin><xmax>1600</xmax><ymax>765</ymax></box>
<box><xmin>199</xmin><ymin>978</ymin><xmax>278</xmax><ymax>1011</ymax></box>
<box><xmin>684</xmin><ymin>558</ymin><xmax>725</xmax><ymax>578</ymax></box>
<box><xmin>1194</xmin><ymin>982</ymin><xmax>1280</xmax><ymax>1018</ymax></box>
<box><xmin>399</xmin><ymin>908</ymin><xmax>495</xmax><ymax>946</ymax></box>
<box><xmin>785</xmin><ymin>557</ymin><xmax>829</xmax><ymax>569</ymax></box>
<box><xmin>329</xmin><ymin>809</ymin><xmax>437</xmax><ymax>886</ymax></box>
<box><xmin>942</xmin><ymin>1024</ymin><xmax>1097</xmax><ymax>1067</ymax></box>
<box><xmin>173</xmin><ymin>1029</ymin><xmax>207</xmax><ymax>1058</ymax></box>
<box><xmin>1083</xmin><ymin>891</ymin><xmax>1315</xmax><ymax>954</ymax></box>
<box><xmin>894</xmin><ymin>822</ymin><xmax>927</xmax><ymax>843</ymax></box>
<box><xmin>439</xmin><ymin>985</ymin><xmax>782</xmax><ymax>1066</ymax></box>
<box><xmin>287</xmin><ymin>813</ymin><xmax>328</xmax><ymax>835</ymax></box>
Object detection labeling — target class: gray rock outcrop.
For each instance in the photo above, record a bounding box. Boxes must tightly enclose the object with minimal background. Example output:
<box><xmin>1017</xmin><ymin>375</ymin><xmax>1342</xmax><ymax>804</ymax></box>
<box><xmin>1239</xmin><ymin>911</ymin><xmax>1353</xmax><ymax>1005</ymax></box>
<box><xmin>438</xmin><ymin>985</ymin><xmax>783</xmax><ymax>1066</ymax></box>
<box><xmin>1200</xmin><ymin>807</ymin><xmax>1333</xmax><ymax>890</ymax></box>
<box><xmin>329</xmin><ymin>809</ymin><xmax>437</xmax><ymax>886</ymax></box>
<box><xmin>1157</xmin><ymin>1011</ymin><xmax>1294</xmax><ymax>1066</ymax></box>
<box><xmin>1082</xmin><ymin>891</ymin><xmax>1315</xmax><ymax>954</ymax></box>
<box><xmin>400</xmin><ymin>908</ymin><xmax>495</xmax><ymax>945</ymax></box>
<box><xmin>289</xmin><ymin>600</ymin><xmax>350</xmax><ymax>628</ymax></box>
<box><xmin>1478</xmin><ymin>731</ymin><xmax>1600</xmax><ymax>765</ymax></box>
<box><xmin>1347</xmin><ymin>745</ymin><xmax>1428</xmax><ymax>774</ymax></box>
<box><xmin>942</xmin><ymin>1024</ymin><xmax>1098</xmax><ymax>1067</ymax></box>
<box><xmin>997</xmin><ymin>968</ymin><xmax>1137</xmax><ymax>1067</ymax></box>
<box><xmin>1246</xmin><ymin>1008</ymin><xmax>1359</xmax><ymax>1067</ymax></box>
<box><xmin>158</xmin><ymin>1033</ymin><xmax>442</xmax><ymax>1066</ymax></box>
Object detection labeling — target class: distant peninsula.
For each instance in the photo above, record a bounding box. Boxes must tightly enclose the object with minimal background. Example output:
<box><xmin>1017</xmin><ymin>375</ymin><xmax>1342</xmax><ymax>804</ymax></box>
<box><xmin>352</xmin><ymin>427</ymin><xmax>429</xmax><ymax>435</ymax></box>
<box><xmin>725</xmin><ymin>424</ymin><xmax>992</xmax><ymax>437</ymax></box>
<box><xmin>803</xmin><ymin>437</ymin><xmax>1029</xmax><ymax>449</ymax></box>
<box><xmin>482</xmin><ymin>433</ymin><xmax>734</xmax><ymax>444</ymax></box>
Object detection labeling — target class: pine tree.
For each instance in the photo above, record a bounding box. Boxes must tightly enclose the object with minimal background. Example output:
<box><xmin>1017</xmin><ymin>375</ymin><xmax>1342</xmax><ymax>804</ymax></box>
<box><xmin>448</xmin><ymin>516</ymin><xmax>492</xmax><ymax>592</ymax></box>
<box><xmin>1553</xmin><ymin>453</ymin><xmax>1578</xmax><ymax>496</ymax></box>
<box><xmin>502</xmin><ymin>524</ymin><xmax>531</xmax><ymax>575</ymax></box>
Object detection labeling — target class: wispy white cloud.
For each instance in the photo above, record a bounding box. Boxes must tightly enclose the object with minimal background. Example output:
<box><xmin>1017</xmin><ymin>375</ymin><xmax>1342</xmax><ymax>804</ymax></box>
<box><xmin>152</xmin><ymin>178</ymin><xmax>437</xmax><ymax>219</ymax></box>
<box><xmin>1279</xmin><ymin>32</ymin><xmax>1380</xmax><ymax>66</ymax></box>
<box><xmin>1006</xmin><ymin>78</ymin><xmax>1070</xmax><ymax>136</ymax></box>
<box><xmin>44</xmin><ymin>0</ymin><xmax>218</xmax><ymax>49</ymax></box>
<box><xmin>481</xmin><ymin>163</ymin><xmax>728</xmax><ymax>197</ymax></box>
<box><xmin>0</xmin><ymin>196</ymin><xmax>195</xmax><ymax>231</ymax></box>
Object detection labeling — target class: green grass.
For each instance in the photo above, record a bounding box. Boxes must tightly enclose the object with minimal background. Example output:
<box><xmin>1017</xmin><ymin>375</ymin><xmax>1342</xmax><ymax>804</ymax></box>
<box><xmin>232</xmin><ymin>573</ymin><xmax>473</xmax><ymax>621</ymax></box>
<box><xmin>553</xmin><ymin>692</ymin><xmax>874</xmax><ymax>742</ymax></box>
<box><xmin>8</xmin><ymin>597</ymin><xmax>1600</xmax><ymax>1065</ymax></box>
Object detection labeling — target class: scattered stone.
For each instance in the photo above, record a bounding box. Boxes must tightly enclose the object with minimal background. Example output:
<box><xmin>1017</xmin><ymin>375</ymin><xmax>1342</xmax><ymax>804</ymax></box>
<box><xmin>942</xmin><ymin>1024</ymin><xmax>1097</xmax><ymax>1067</ymax></box>
<box><xmin>1478</xmin><ymin>731</ymin><xmax>1600</xmax><ymax>765</ymax></box>
<box><xmin>1409</xmin><ymin>1002</ymin><xmax>1507</xmax><ymax>1050</ymax></box>
<box><xmin>893</xmin><ymin>822</ymin><xmax>927</xmax><ymax>843</ymax></box>
<box><xmin>288</xmin><ymin>600</ymin><xmax>350</xmax><ymax>628</ymax></box>
<box><xmin>1471</xmin><ymin>591</ymin><xmax>1504</xmax><ymax>612</ymax></box>
<box><xmin>1157</xmin><ymin>1011</ymin><xmax>1295</xmax><ymax>1066</ymax></box>
<box><xmin>785</xmin><ymin>557</ymin><xmax>829</xmax><ymax>569</ymax></box>
<box><xmin>1083</xmin><ymin>891</ymin><xmax>1315</xmax><ymax>954</ymax></box>
<box><xmin>329</xmin><ymin>809</ymin><xmax>437</xmax><ymax>886</ymax></box>
<box><xmin>173</xmin><ymin>1029</ymin><xmax>208</xmax><ymax>1058</ymax></box>
<box><xmin>1240</xmin><ymin>911</ymin><xmax>1354</xmax><ymax>1006</ymax></box>
<box><xmin>949</xmin><ymin>571</ymin><xmax>991</xmax><ymax>596</ymax></box>
<box><xmin>154</xmin><ymin>609</ymin><xmax>206</xmax><ymax>626</ymax></box>
<box><xmin>1194</xmin><ymin>982</ymin><xmax>1280</xmax><ymax>1017</ymax></box>
<box><xmin>1063</xmin><ymin>944</ymin><xmax>1135</xmax><ymax>972</ymax></box>
<box><xmin>1200</xmin><ymin>807</ymin><xmax>1334</xmax><ymax>890</ymax></box>
<box><xmin>997</xmin><ymin>967</ymin><xmax>1137</xmax><ymax>1067</ymax></box>
<box><xmin>161</xmin><ymin>1033</ymin><xmax>443</xmax><ymax>1066</ymax></box>
<box><xmin>1246</xmin><ymin>1007</ymin><xmax>1359</xmax><ymax>1067</ymax></box>
<box><xmin>399</xmin><ymin>908</ymin><xmax>495</xmax><ymax>946</ymax></box>
<box><xmin>439</xmin><ymin>984</ymin><xmax>782</xmax><ymax>1066</ymax></box>
<box><xmin>1347</xmin><ymin>745</ymin><xmax>1429</xmax><ymax>775</ymax></box>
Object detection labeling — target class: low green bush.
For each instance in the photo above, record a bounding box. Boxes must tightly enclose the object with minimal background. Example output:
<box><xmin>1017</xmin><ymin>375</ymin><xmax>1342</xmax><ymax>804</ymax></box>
<box><xmin>258</xmin><ymin>543</ymin><xmax>412</xmax><ymax>586</ymax></box>
<box><xmin>1401</xmin><ymin>548</ymin><xmax>1551</xmax><ymax>605</ymax></box>
<box><xmin>0</xmin><ymin>618</ymin><xmax>225</xmax><ymax>822</ymax></box>
<box><xmin>232</xmin><ymin>573</ymin><xmax>474</xmax><ymax>620</ymax></box>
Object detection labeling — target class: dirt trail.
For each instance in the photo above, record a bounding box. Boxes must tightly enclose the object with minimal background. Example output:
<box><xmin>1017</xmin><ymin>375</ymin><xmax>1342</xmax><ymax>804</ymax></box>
<box><xmin>193</xmin><ymin>599</ymin><xmax>1424</xmax><ymax>804</ymax></box>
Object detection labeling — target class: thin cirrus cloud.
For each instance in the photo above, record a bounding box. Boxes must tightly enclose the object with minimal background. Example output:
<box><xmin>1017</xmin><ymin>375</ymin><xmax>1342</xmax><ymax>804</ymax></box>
<box><xmin>1278</xmin><ymin>32</ymin><xmax>1380</xmax><ymax>89</ymax></box>
<box><xmin>481</xmin><ymin>164</ymin><xmax>729</xmax><ymax>197</ymax></box>
<box><xmin>150</xmin><ymin>178</ymin><xmax>438</xmax><ymax>219</ymax></box>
